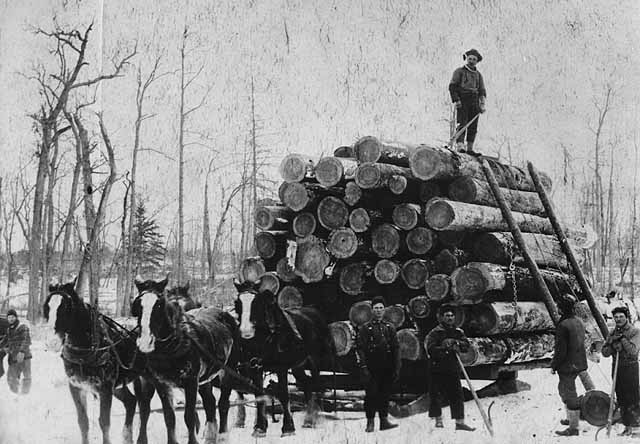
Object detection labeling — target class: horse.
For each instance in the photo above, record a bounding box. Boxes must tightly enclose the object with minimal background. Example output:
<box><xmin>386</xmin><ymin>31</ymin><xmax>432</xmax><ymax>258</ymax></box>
<box><xmin>233</xmin><ymin>279</ymin><xmax>335</xmax><ymax>437</ymax></box>
<box><xmin>131</xmin><ymin>276</ymin><xmax>241</xmax><ymax>444</ymax></box>
<box><xmin>43</xmin><ymin>281</ymin><xmax>177</xmax><ymax>444</ymax></box>
<box><xmin>167</xmin><ymin>281</ymin><xmax>202</xmax><ymax>311</ymax></box>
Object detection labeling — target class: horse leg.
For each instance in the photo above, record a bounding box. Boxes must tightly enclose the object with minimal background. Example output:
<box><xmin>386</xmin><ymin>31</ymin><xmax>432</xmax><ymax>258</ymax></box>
<box><xmin>217</xmin><ymin>378</ymin><xmax>232</xmax><ymax>443</ymax></box>
<box><xmin>234</xmin><ymin>392</ymin><xmax>246</xmax><ymax>428</ymax></box>
<box><xmin>251</xmin><ymin>369</ymin><xmax>268</xmax><ymax>437</ymax></box>
<box><xmin>198</xmin><ymin>382</ymin><xmax>218</xmax><ymax>444</ymax></box>
<box><xmin>98</xmin><ymin>389</ymin><xmax>114</xmax><ymax>444</ymax></box>
<box><xmin>113</xmin><ymin>385</ymin><xmax>137</xmax><ymax>444</ymax></box>
<box><xmin>184</xmin><ymin>379</ymin><xmax>201</xmax><ymax>444</ymax></box>
<box><xmin>292</xmin><ymin>367</ymin><xmax>316</xmax><ymax>428</ymax></box>
<box><xmin>277</xmin><ymin>370</ymin><xmax>295</xmax><ymax>437</ymax></box>
<box><xmin>69</xmin><ymin>384</ymin><xmax>90</xmax><ymax>444</ymax></box>
<box><xmin>156</xmin><ymin>382</ymin><xmax>178</xmax><ymax>444</ymax></box>
<box><xmin>133</xmin><ymin>378</ymin><xmax>155</xmax><ymax>444</ymax></box>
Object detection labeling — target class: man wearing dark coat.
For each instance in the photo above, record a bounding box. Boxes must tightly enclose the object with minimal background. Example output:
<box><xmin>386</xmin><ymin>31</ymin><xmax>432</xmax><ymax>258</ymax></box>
<box><xmin>602</xmin><ymin>305</ymin><xmax>640</xmax><ymax>435</ymax></box>
<box><xmin>1</xmin><ymin>309</ymin><xmax>32</xmax><ymax>394</ymax></box>
<box><xmin>356</xmin><ymin>296</ymin><xmax>401</xmax><ymax>432</ymax></box>
<box><xmin>425</xmin><ymin>305</ymin><xmax>475</xmax><ymax>431</ymax></box>
<box><xmin>551</xmin><ymin>295</ymin><xmax>587</xmax><ymax>436</ymax></box>
<box><xmin>449</xmin><ymin>48</ymin><xmax>487</xmax><ymax>154</ymax></box>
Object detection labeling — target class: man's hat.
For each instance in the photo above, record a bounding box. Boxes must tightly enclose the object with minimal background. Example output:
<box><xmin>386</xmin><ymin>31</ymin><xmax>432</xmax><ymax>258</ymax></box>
<box><xmin>6</xmin><ymin>309</ymin><xmax>17</xmax><ymax>317</ymax></box>
<box><xmin>438</xmin><ymin>304</ymin><xmax>456</xmax><ymax>316</ymax></box>
<box><xmin>612</xmin><ymin>305</ymin><xmax>631</xmax><ymax>319</ymax></box>
<box><xmin>371</xmin><ymin>296</ymin><xmax>387</xmax><ymax>307</ymax></box>
<box><xmin>463</xmin><ymin>48</ymin><xmax>483</xmax><ymax>62</ymax></box>
<box><xmin>557</xmin><ymin>294</ymin><xmax>577</xmax><ymax>314</ymax></box>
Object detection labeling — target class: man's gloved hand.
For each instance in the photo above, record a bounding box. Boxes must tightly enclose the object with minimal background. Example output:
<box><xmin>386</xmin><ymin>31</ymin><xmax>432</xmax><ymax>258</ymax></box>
<box><xmin>442</xmin><ymin>338</ymin><xmax>459</xmax><ymax>352</ymax></box>
<box><xmin>613</xmin><ymin>341</ymin><xmax>623</xmax><ymax>352</ymax></box>
<box><xmin>16</xmin><ymin>352</ymin><xmax>24</xmax><ymax>363</ymax></box>
<box><xmin>454</xmin><ymin>101</ymin><xmax>462</xmax><ymax>109</ymax></box>
<box><xmin>360</xmin><ymin>366</ymin><xmax>371</xmax><ymax>384</ymax></box>
<box><xmin>479</xmin><ymin>103</ymin><xmax>486</xmax><ymax>113</ymax></box>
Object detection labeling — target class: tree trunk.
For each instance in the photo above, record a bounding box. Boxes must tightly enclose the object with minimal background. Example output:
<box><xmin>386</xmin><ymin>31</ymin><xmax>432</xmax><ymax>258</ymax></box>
<box><xmin>354</xmin><ymin>162</ymin><xmax>415</xmax><ymax>190</ymax></box>
<box><xmin>339</xmin><ymin>261</ymin><xmax>375</xmax><ymax>295</ymax></box>
<box><xmin>462</xmin><ymin>302</ymin><xmax>554</xmax><ymax>335</ymax></box>
<box><xmin>202</xmin><ymin>179</ymin><xmax>213</xmax><ymax>286</ymax></box>
<box><xmin>60</xmin><ymin>123</ymin><xmax>82</xmax><ymax>281</ymax></box>
<box><xmin>448</xmin><ymin>176</ymin><xmax>545</xmax><ymax>216</ymax></box>
<box><xmin>392</xmin><ymin>203</ymin><xmax>421</xmax><ymax>231</ymax></box>
<box><xmin>294</xmin><ymin>235</ymin><xmax>331</xmax><ymax>283</ymax></box>
<box><xmin>42</xmin><ymin>133</ymin><xmax>60</xmax><ymax>309</ymax></box>
<box><xmin>177</xmin><ymin>33</ymin><xmax>187</xmax><ymax>285</ymax></box>
<box><xmin>254</xmin><ymin>205</ymin><xmax>292</xmax><ymax>231</ymax></box>
<box><xmin>282</xmin><ymin>182</ymin><xmax>344</xmax><ymax>212</ymax></box>
<box><xmin>425</xmin><ymin>274</ymin><xmax>451</xmax><ymax>301</ymax></box>
<box><xmin>406</xmin><ymin>227</ymin><xmax>435</xmax><ymax>255</ymax></box>
<box><xmin>410</xmin><ymin>145</ymin><xmax>553</xmax><ymax>191</ymax></box>
<box><xmin>397</xmin><ymin>329</ymin><xmax>423</xmax><ymax>360</ymax></box>
<box><xmin>374</xmin><ymin>259</ymin><xmax>401</xmax><ymax>284</ymax></box>
<box><xmin>400</xmin><ymin>258</ymin><xmax>430</xmax><ymax>290</ymax></box>
<box><xmin>349</xmin><ymin>208</ymin><xmax>384</xmax><ymax>233</ymax></box>
<box><xmin>279</xmin><ymin>153</ymin><xmax>315</xmax><ymax>183</ymax></box>
<box><xmin>353</xmin><ymin>136</ymin><xmax>419</xmax><ymax>166</ymax></box>
<box><xmin>327</xmin><ymin>228</ymin><xmax>367</xmax><ymax>259</ymax></box>
<box><xmin>371</xmin><ymin>223</ymin><xmax>405</xmax><ymax>258</ymax></box>
<box><xmin>254</xmin><ymin>231</ymin><xmax>288</xmax><ymax>259</ymax></box>
<box><xmin>317</xmin><ymin>196</ymin><xmax>349</xmax><ymax>230</ymax></box>
<box><xmin>314</xmin><ymin>156</ymin><xmax>358</xmax><ymax>188</ymax></box>
<box><xmin>239</xmin><ymin>257</ymin><xmax>266</xmax><ymax>283</ymax></box>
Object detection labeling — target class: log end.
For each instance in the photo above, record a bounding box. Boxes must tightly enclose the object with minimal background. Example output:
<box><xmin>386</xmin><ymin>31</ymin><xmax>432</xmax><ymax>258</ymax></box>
<box><xmin>407</xmin><ymin>296</ymin><xmax>431</xmax><ymax>319</ymax></box>
<box><xmin>371</xmin><ymin>223</ymin><xmax>401</xmax><ymax>258</ymax></box>
<box><xmin>292</xmin><ymin>212</ymin><xmax>317</xmax><ymax>237</ymax></box>
<box><xmin>354</xmin><ymin>162</ymin><xmax>381</xmax><ymax>189</ymax></box>
<box><xmin>388</xmin><ymin>175</ymin><xmax>408</xmax><ymax>195</ymax></box>
<box><xmin>339</xmin><ymin>262</ymin><xmax>370</xmax><ymax>295</ymax></box>
<box><xmin>280</xmin><ymin>153</ymin><xmax>311</xmax><ymax>183</ymax></box>
<box><xmin>383</xmin><ymin>305</ymin><xmax>406</xmax><ymax>329</ymax></box>
<box><xmin>317</xmin><ymin>196</ymin><xmax>349</xmax><ymax>230</ymax></box>
<box><xmin>254</xmin><ymin>206</ymin><xmax>276</xmax><ymax>231</ymax></box>
<box><xmin>278</xmin><ymin>285</ymin><xmax>303</xmax><ymax>309</ymax></box>
<box><xmin>334</xmin><ymin>145</ymin><xmax>355</xmax><ymax>158</ymax></box>
<box><xmin>392</xmin><ymin>203</ymin><xmax>419</xmax><ymax>231</ymax></box>
<box><xmin>315</xmin><ymin>157</ymin><xmax>344</xmax><ymax>188</ymax></box>
<box><xmin>401</xmin><ymin>259</ymin><xmax>430</xmax><ymax>290</ymax></box>
<box><xmin>254</xmin><ymin>231</ymin><xmax>277</xmax><ymax>259</ymax></box>
<box><xmin>329</xmin><ymin>321</ymin><xmax>356</xmax><ymax>356</ymax></box>
<box><xmin>327</xmin><ymin>228</ymin><xmax>359</xmax><ymax>259</ymax></box>
<box><xmin>424</xmin><ymin>199</ymin><xmax>456</xmax><ymax>231</ymax></box>
<box><xmin>374</xmin><ymin>259</ymin><xmax>401</xmax><ymax>284</ymax></box>
<box><xmin>409</xmin><ymin>146</ymin><xmax>443</xmax><ymax>181</ymax></box>
<box><xmin>282</xmin><ymin>182</ymin><xmax>310</xmax><ymax>211</ymax></box>
<box><xmin>424</xmin><ymin>274</ymin><xmax>450</xmax><ymax>301</ymax></box>
<box><xmin>344</xmin><ymin>181</ymin><xmax>362</xmax><ymax>206</ymax></box>
<box><xmin>397</xmin><ymin>329</ymin><xmax>423</xmax><ymax>361</ymax></box>
<box><xmin>406</xmin><ymin>227</ymin><xmax>434</xmax><ymax>255</ymax></box>
<box><xmin>349</xmin><ymin>300</ymin><xmax>373</xmax><ymax>326</ymax></box>
<box><xmin>354</xmin><ymin>136</ymin><xmax>382</xmax><ymax>163</ymax></box>
<box><xmin>349</xmin><ymin>208</ymin><xmax>371</xmax><ymax>233</ymax></box>
<box><xmin>258</xmin><ymin>271</ymin><xmax>281</xmax><ymax>295</ymax></box>
<box><xmin>450</xmin><ymin>265</ymin><xmax>487</xmax><ymax>301</ymax></box>
<box><xmin>294</xmin><ymin>236</ymin><xmax>330</xmax><ymax>283</ymax></box>
<box><xmin>276</xmin><ymin>257</ymin><xmax>298</xmax><ymax>282</ymax></box>
<box><xmin>239</xmin><ymin>257</ymin><xmax>266</xmax><ymax>283</ymax></box>
<box><xmin>448</xmin><ymin>176</ymin><xmax>477</xmax><ymax>202</ymax></box>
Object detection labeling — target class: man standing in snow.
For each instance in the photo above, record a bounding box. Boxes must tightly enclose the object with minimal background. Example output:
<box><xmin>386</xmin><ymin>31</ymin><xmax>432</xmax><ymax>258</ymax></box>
<box><xmin>1</xmin><ymin>309</ymin><xmax>32</xmax><ymax>394</ymax></box>
<box><xmin>449</xmin><ymin>48</ymin><xmax>487</xmax><ymax>154</ymax></box>
<box><xmin>425</xmin><ymin>305</ymin><xmax>475</xmax><ymax>431</ymax></box>
<box><xmin>551</xmin><ymin>295</ymin><xmax>587</xmax><ymax>437</ymax></box>
<box><xmin>602</xmin><ymin>306</ymin><xmax>640</xmax><ymax>435</ymax></box>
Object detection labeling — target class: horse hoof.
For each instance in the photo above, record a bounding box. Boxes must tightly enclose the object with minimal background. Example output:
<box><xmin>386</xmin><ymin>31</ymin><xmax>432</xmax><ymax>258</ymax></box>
<box><xmin>251</xmin><ymin>429</ymin><xmax>267</xmax><ymax>438</ymax></box>
<box><xmin>217</xmin><ymin>432</ymin><xmax>229</xmax><ymax>444</ymax></box>
<box><xmin>281</xmin><ymin>430</ymin><xmax>296</xmax><ymax>437</ymax></box>
<box><xmin>302</xmin><ymin>422</ymin><xmax>314</xmax><ymax>428</ymax></box>
<box><xmin>234</xmin><ymin>421</ymin><xmax>246</xmax><ymax>429</ymax></box>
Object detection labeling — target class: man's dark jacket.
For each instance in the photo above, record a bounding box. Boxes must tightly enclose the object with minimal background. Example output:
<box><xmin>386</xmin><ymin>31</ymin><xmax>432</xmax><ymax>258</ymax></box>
<box><xmin>425</xmin><ymin>323</ymin><xmax>470</xmax><ymax>373</ymax></box>
<box><xmin>355</xmin><ymin>319</ymin><xmax>400</xmax><ymax>373</ymax></box>
<box><xmin>3</xmin><ymin>321</ymin><xmax>32</xmax><ymax>361</ymax></box>
<box><xmin>550</xmin><ymin>316</ymin><xmax>587</xmax><ymax>374</ymax></box>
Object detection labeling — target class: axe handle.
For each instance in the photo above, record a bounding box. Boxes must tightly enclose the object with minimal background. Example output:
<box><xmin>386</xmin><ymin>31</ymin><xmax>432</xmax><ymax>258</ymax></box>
<box><xmin>456</xmin><ymin>353</ymin><xmax>494</xmax><ymax>436</ymax></box>
<box><xmin>606</xmin><ymin>352</ymin><xmax>620</xmax><ymax>437</ymax></box>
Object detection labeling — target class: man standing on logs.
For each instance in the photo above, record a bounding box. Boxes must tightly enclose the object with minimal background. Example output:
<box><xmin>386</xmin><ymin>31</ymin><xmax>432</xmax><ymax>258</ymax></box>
<box><xmin>602</xmin><ymin>306</ymin><xmax>640</xmax><ymax>436</ymax></box>
<box><xmin>355</xmin><ymin>296</ymin><xmax>401</xmax><ymax>433</ymax></box>
<box><xmin>449</xmin><ymin>48</ymin><xmax>486</xmax><ymax>154</ymax></box>
<box><xmin>425</xmin><ymin>305</ymin><xmax>475</xmax><ymax>431</ymax></box>
<box><xmin>550</xmin><ymin>295</ymin><xmax>587</xmax><ymax>437</ymax></box>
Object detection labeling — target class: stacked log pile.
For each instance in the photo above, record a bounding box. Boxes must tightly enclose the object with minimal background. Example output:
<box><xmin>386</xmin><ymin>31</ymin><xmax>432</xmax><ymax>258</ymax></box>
<box><xmin>239</xmin><ymin>137</ymin><xmax>602</xmax><ymax>378</ymax></box>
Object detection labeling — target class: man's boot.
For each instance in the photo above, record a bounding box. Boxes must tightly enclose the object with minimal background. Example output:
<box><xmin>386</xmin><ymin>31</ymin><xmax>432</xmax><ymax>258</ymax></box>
<box><xmin>560</xmin><ymin>406</ymin><xmax>570</xmax><ymax>426</ymax></box>
<box><xmin>555</xmin><ymin>409</ymin><xmax>579</xmax><ymax>436</ymax></box>
<box><xmin>466</xmin><ymin>141</ymin><xmax>481</xmax><ymax>156</ymax></box>
<box><xmin>455</xmin><ymin>141</ymin><xmax>466</xmax><ymax>153</ymax></box>
<box><xmin>435</xmin><ymin>417</ymin><xmax>444</xmax><ymax>428</ymax></box>
<box><xmin>365</xmin><ymin>418</ymin><xmax>375</xmax><ymax>433</ymax></box>
<box><xmin>379</xmin><ymin>416</ymin><xmax>398</xmax><ymax>431</ymax></box>
<box><xmin>455</xmin><ymin>419</ymin><xmax>476</xmax><ymax>431</ymax></box>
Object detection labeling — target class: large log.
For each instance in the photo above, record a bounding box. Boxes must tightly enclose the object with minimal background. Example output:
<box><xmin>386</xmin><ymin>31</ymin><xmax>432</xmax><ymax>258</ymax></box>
<box><xmin>317</xmin><ymin>196</ymin><xmax>349</xmax><ymax>230</ymax></box>
<box><xmin>471</xmin><ymin>232</ymin><xmax>582</xmax><ymax>269</ymax></box>
<box><xmin>458</xmin><ymin>333</ymin><xmax>555</xmax><ymax>367</ymax></box>
<box><xmin>294</xmin><ymin>235</ymin><xmax>331</xmax><ymax>283</ymax></box>
<box><xmin>383</xmin><ymin>305</ymin><xmax>406</xmax><ymax>329</ymax></box>
<box><xmin>424</xmin><ymin>274</ymin><xmax>451</xmax><ymax>301</ymax></box>
<box><xmin>397</xmin><ymin>329</ymin><xmax>424</xmax><ymax>361</ymax></box>
<box><xmin>239</xmin><ymin>257</ymin><xmax>266</xmax><ymax>283</ymax></box>
<box><xmin>349</xmin><ymin>300</ymin><xmax>373</xmax><ymax>326</ymax></box>
<box><xmin>448</xmin><ymin>177</ymin><xmax>545</xmax><ymax>216</ymax></box>
<box><xmin>254</xmin><ymin>231</ymin><xmax>289</xmax><ymax>259</ymax></box>
<box><xmin>278</xmin><ymin>285</ymin><xmax>303</xmax><ymax>309</ymax></box>
<box><xmin>401</xmin><ymin>259</ymin><xmax>430</xmax><ymax>290</ymax></box>
<box><xmin>254</xmin><ymin>205</ymin><xmax>292</xmax><ymax>231</ymax></box>
<box><xmin>355</xmin><ymin>162</ymin><xmax>415</xmax><ymax>190</ymax></box>
<box><xmin>339</xmin><ymin>261</ymin><xmax>375</xmax><ymax>295</ymax></box>
<box><xmin>458</xmin><ymin>337</ymin><xmax>509</xmax><ymax>366</ymax></box>
<box><xmin>329</xmin><ymin>321</ymin><xmax>357</xmax><ymax>356</ymax></box>
<box><xmin>258</xmin><ymin>271</ymin><xmax>281</xmax><ymax>295</ymax></box>
<box><xmin>371</xmin><ymin>223</ymin><xmax>405</xmax><ymax>258</ymax></box>
<box><xmin>404</xmin><ymin>227</ymin><xmax>433</xmax><ymax>256</ymax></box>
<box><xmin>407</xmin><ymin>296</ymin><xmax>431</xmax><ymax>319</ymax></box>
<box><xmin>327</xmin><ymin>228</ymin><xmax>368</xmax><ymax>259</ymax></box>
<box><xmin>353</xmin><ymin>136</ymin><xmax>419</xmax><ymax>166</ymax></box>
<box><xmin>409</xmin><ymin>145</ymin><xmax>552</xmax><ymax>191</ymax></box>
<box><xmin>349</xmin><ymin>207</ymin><xmax>384</xmax><ymax>233</ymax></box>
<box><xmin>392</xmin><ymin>203</ymin><xmax>421</xmax><ymax>231</ymax></box>
<box><xmin>315</xmin><ymin>156</ymin><xmax>358</xmax><ymax>188</ymax></box>
<box><xmin>450</xmin><ymin>262</ymin><xmax>579</xmax><ymax>304</ymax></box>
<box><xmin>282</xmin><ymin>182</ymin><xmax>344</xmax><ymax>211</ymax></box>
<box><xmin>276</xmin><ymin>257</ymin><xmax>298</xmax><ymax>283</ymax></box>
<box><xmin>374</xmin><ymin>259</ymin><xmax>401</xmax><ymax>284</ymax></box>
<box><xmin>279</xmin><ymin>153</ymin><xmax>315</xmax><ymax>183</ymax></box>
<box><xmin>462</xmin><ymin>302</ymin><xmax>554</xmax><ymax>335</ymax></box>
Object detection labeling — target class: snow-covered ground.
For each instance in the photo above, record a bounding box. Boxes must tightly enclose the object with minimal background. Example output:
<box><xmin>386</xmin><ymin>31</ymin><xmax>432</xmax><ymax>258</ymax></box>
<box><xmin>0</xmin><ymin>339</ymin><xmax>635</xmax><ymax>444</ymax></box>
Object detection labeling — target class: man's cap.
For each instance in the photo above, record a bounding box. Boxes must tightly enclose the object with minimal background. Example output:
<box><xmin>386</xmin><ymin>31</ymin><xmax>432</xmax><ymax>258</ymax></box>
<box><xmin>6</xmin><ymin>309</ymin><xmax>17</xmax><ymax>317</ymax></box>
<box><xmin>438</xmin><ymin>304</ymin><xmax>456</xmax><ymax>316</ymax></box>
<box><xmin>463</xmin><ymin>48</ymin><xmax>483</xmax><ymax>62</ymax></box>
<box><xmin>371</xmin><ymin>296</ymin><xmax>387</xmax><ymax>307</ymax></box>
<box><xmin>612</xmin><ymin>305</ymin><xmax>631</xmax><ymax>319</ymax></box>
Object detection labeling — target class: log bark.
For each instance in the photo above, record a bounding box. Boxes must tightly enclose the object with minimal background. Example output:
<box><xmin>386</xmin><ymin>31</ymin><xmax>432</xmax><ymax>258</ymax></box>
<box><xmin>315</xmin><ymin>156</ymin><xmax>358</xmax><ymax>188</ymax></box>
<box><xmin>276</xmin><ymin>257</ymin><xmax>298</xmax><ymax>283</ymax></box>
<box><xmin>458</xmin><ymin>333</ymin><xmax>555</xmax><ymax>367</ymax></box>
<box><xmin>317</xmin><ymin>196</ymin><xmax>349</xmax><ymax>230</ymax></box>
<box><xmin>327</xmin><ymin>228</ymin><xmax>368</xmax><ymax>259</ymax></box>
<box><xmin>349</xmin><ymin>207</ymin><xmax>384</xmax><ymax>233</ymax></box>
<box><xmin>279</xmin><ymin>153</ymin><xmax>315</xmax><ymax>183</ymax></box>
<box><xmin>294</xmin><ymin>235</ymin><xmax>331</xmax><ymax>283</ymax></box>
<box><xmin>354</xmin><ymin>136</ymin><xmax>419</xmax><ymax>166</ymax></box>
<box><xmin>392</xmin><ymin>203</ymin><xmax>421</xmax><ymax>231</ymax></box>
<box><xmin>397</xmin><ymin>328</ymin><xmax>424</xmax><ymax>361</ymax></box>
<box><xmin>355</xmin><ymin>162</ymin><xmax>415</xmax><ymax>190</ymax></box>
<box><xmin>254</xmin><ymin>205</ymin><xmax>292</xmax><ymax>231</ymax></box>
<box><xmin>409</xmin><ymin>145</ymin><xmax>553</xmax><ymax>191</ymax></box>
<box><xmin>333</xmin><ymin>145</ymin><xmax>355</xmax><ymax>158</ymax></box>
<box><xmin>282</xmin><ymin>182</ymin><xmax>345</xmax><ymax>212</ymax></box>
<box><xmin>339</xmin><ymin>261</ymin><xmax>375</xmax><ymax>295</ymax></box>
<box><xmin>239</xmin><ymin>257</ymin><xmax>266</xmax><ymax>283</ymax></box>
<box><xmin>371</xmin><ymin>223</ymin><xmax>405</xmax><ymax>258</ymax></box>
<box><xmin>349</xmin><ymin>300</ymin><xmax>373</xmax><ymax>326</ymax></box>
<box><xmin>254</xmin><ymin>230</ymin><xmax>289</xmax><ymax>259</ymax></box>
<box><xmin>406</xmin><ymin>227</ymin><xmax>435</xmax><ymax>255</ymax></box>
<box><xmin>425</xmin><ymin>198</ymin><xmax>590</xmax><ymax>238</ymax></box>
<box><xmin>329</xmin><ymin>321</ymin><xmax>357</xmax><ymax>356</ymax></box>
<box><xmin>458</xmin><ymin>337</ymin><xmax>509</xmax><ymax>366</ymax></box>
<box><xmin>278</xmin><ymin>285</ymin><xmax>303</xmax><ymax>309</ymax></box>
<box><xmin>425</xmin><ymin>274</ymin><xmax>451</xmax><ymax>301</ymax></box>
<box><xmin>383</xmin><ymin>305</ymin><xmax>406</xmax><ymax>329</ymax></box>
<box><xmin>407</xmin><ymin>296</ymin><xmax>431</xmax><ymax>319</ymax></box>
<box><xmin>258</xmin><ymin>271</ymin><xmax>281</xmax><ymax>295</ymax></box>
<box><xmin>448</xmin><ymin>177</ymin><xmax>545</xmax><ymax>216</ymax></box>
<box><xmin>471</xmin><ymin>232</ymin><xmax>583</xmax><ymax>269</ymax></box>
<box><xmin>450</xmin><ymin>262</ymin><xmax>579</xmax><ymax>304</ymax></box>
<box><xmin>401</xmin><ymin>259</ymin><xmax>430</xmax><ymax>290</ymax></box>
<box><xmin>374</xmin><ymin>259</ymin><xmax>401</xmax><ymax>284</ymax></box>
<box><xmin>292</xmin><ymin>212</ymin><xmax>319</xmax><ymax>237</ymax></box>
<box><xmin>462</xmin><ymin>302</ymin><xmax>554</xmax><ymax>335</ymax></box>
